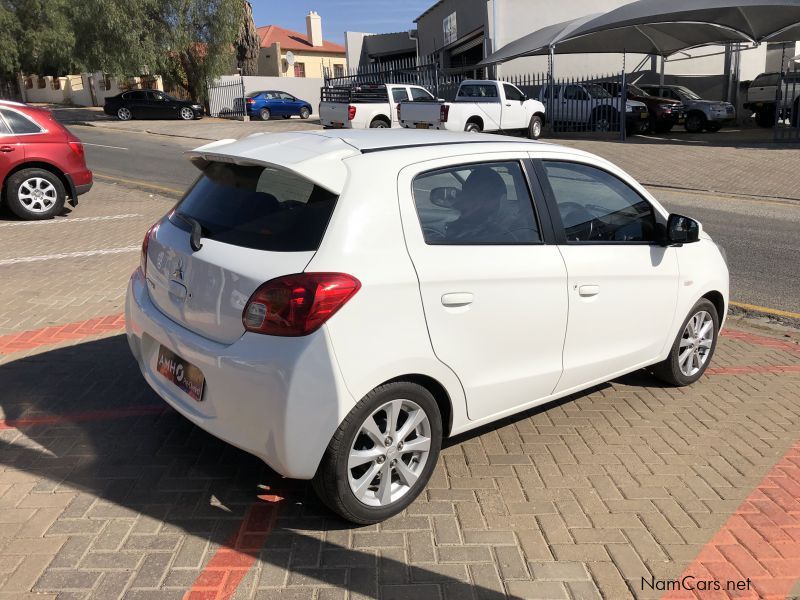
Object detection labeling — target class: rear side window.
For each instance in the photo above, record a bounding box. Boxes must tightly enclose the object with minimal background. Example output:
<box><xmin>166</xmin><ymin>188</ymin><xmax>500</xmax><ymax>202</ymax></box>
<box><xmin>457</xmin><ymin>84</ymin><xmax>499</xmax><ymax>99</ymax></box>
<box><xmin>410</xmin><ymin>87</ymin><xmax>434</xmax><ymax>101</ymax></box>
<box><xmin>174</xmin><ymin>162</ymin><xmax>338</xmax><ymax>252</ymax></box>
<box><xmin>752</xmin><ymin>73</ymin><xmax>780</xmax><ymax>87</ymax></box>
<box><xmin>412</xmin><ymin>161</ymin><xmax>541</xmax><ymax>245</ymax></box>
<box><xmin>0</xmin><ymin>114</ymin><xmax>10</xmax><ymax>135</ymax></box>
<box><xmin>392</xmin><ymin>88</ymin><xmax>409</xmax><ymax>103</ymax></box>
<box><xmin>0</xmin><ymin>109</ymin><xmax>42</xmax><ymax>134</ymax></box>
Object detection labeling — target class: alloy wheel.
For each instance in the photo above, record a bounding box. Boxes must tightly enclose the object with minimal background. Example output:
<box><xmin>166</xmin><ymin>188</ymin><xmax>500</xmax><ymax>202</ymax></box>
<box><xmin>347</xmin><ymin>399</ymin><xmax>432</xmax><ymax>507</ymax></box>
<box><xmin>180</xmin><ymin>107</ymin><xmax>194</xmax><ymax>120</ymax></box>
<box><xmin>117</xmin><ymin>107</ymin><xmax>132</xmax><ymax>121</ymax></box>
<box><xmin>18</xmin><ymin>177</ymin><xmax>57</xmax><ymax>213</ymax></box>
<box><xmin>678</xmin><ymin>310</ymin><xmax>714</xmax><ymax>377</ymax></box>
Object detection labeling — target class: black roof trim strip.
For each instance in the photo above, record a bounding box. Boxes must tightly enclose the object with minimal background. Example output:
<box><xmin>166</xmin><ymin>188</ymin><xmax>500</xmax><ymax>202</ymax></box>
<box><xmin>359</xmin><ymin>140</ymin><xmax>539</xmax><ymax>154</ymax></box>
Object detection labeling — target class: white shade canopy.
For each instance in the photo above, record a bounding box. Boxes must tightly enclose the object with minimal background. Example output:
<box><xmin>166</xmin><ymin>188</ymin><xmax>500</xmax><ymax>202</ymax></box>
<box><xmin>480</xmin><ymin>0</ymin><xmax>800</xmax><ymax>64</ymax></box>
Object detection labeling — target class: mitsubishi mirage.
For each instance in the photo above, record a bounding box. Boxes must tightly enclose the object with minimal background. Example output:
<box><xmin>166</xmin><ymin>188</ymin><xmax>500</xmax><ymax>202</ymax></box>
<box><xmin>126</xmin><ymin>130</ymin><xmax>729</xmax><ymax>524</ymax></box>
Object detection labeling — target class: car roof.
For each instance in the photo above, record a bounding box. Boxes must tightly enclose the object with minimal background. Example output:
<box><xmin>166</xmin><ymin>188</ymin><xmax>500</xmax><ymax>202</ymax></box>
<box><xmin>0</xmin><ymin>100</ymin><xmax>28</xmax><ymax>108</ymax></box>
<box><xmin>187</xmin><ymin>130</ymin><xmax>597</xmax><ymax>194</ymax></box>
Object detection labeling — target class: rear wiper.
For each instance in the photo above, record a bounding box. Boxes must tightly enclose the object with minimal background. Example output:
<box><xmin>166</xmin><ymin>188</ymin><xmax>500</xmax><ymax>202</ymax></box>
<box><xmin>173</xmin><ymin>212</ymin><xmax>204</xmax><ymax>252</ymax></box>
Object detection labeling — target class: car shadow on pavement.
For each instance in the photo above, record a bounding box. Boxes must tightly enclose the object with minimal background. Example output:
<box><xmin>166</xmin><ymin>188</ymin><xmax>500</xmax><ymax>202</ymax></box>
<box><xmin>0</xmin><ymin>335</ymin><xmax>520</xmax><ymax>599</ymax></box>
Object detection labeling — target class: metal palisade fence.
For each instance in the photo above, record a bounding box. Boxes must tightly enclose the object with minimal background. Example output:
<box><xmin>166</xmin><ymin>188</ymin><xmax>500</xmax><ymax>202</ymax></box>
<box><xmin>324</xmin><ymin>57</ymin><xmax>629</xmax><ymax>138</ymax></box>
<box><xmin>775</xmin><ymin>61</ymin><xmax>800</xmax><ymax>141</ymax></box>
<box><xmin>207</xmin><ymin>78</ymin><xmax>247</xmax><ymax>118</ymax></box>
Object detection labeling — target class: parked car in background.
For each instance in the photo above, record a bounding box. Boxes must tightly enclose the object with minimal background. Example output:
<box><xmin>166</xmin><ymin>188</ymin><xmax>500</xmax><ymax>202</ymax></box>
<box><xmin>398</xmin><ymin>80</ymin><xmax>546</xmax><ymax>139</ymax></box>
<box><xmin>0</xmin><ymin>100</ymin><xmax>92</xmax><ymax>220</ymax></box>
<box><xmin>319</xmin><ymin>84</ymin><xmax>436</xmax><ymax>129</ymax></box>
<box><xmin>236</xmin><ymin>90</ymin><xmax>313</xmax><ymax>121</ymax></box>
<box><xmin>638</xmin><ymin>84</ymin><xmax>735</xmax><ymax>133</ymax></box>
<box><xmin>537</xmin><ymin>83</ymin><xmax>649</xmax><ymax>134</ymax></box>
<box><xmin>744</xmin><ymin>71</ymin><xmax>800</xmax><ymax>128</ymax></box>
<box><xmin>599</xmin><ymin>82</ymin><xmax>685</xmax><ymax>133</ymax></box>
<box><xmin>103</xmin><ymin>90</ymin><xmax>203</xmax><ymax>121</ymax></box>
<box><xmin>126</xmin><ymin>129</ymin><xmax>728</xmax><ymax>524</ymax></box>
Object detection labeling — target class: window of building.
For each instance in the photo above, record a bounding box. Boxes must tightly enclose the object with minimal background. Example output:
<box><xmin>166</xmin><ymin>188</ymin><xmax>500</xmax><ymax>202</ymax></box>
<box><xmin>294</xmin><ymin>62</ymin><xmax>306</xmax><ymax>78</ymax></box>
<box><xmin>542</xmin><ymin>161</ymin><xmax>657</xmax><ymax>243</ymax></box>
<box><xmin>412</xmin><ymin>161</ymin><xmax>541</xmax><ymax>245</ymax></box>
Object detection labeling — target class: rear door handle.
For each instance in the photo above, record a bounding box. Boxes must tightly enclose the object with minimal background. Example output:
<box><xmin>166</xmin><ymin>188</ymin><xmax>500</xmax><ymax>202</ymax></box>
<box><xmin>441</xmin><ymin>292</ymin><xmax>473</xmax><ymax>308</ymax></box>
<box><xmin>0</xmin><ymin>146</ymin><xmax>14</xmax><ymax>153</ymax></box>
<box><xmin>578</xmin><ymin>285</ymin><xmax>600</xmax><ymax>297</ymax></box>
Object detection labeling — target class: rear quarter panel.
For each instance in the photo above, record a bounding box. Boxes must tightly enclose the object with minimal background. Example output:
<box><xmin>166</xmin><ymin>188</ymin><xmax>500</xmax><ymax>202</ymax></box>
<box><xmin>305</xmin><ymin>153</ymin><xmax>469</xmax><ymax>433</ymax></box>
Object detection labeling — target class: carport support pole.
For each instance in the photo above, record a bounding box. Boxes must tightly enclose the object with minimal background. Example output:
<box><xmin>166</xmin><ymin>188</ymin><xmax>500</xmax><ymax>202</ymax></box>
<box><xmin>548</xmin><ymin>45</ymin><xmax>555</xmax><ymax>134</ymax></box>
<box><xmin>659</xmin><ymin>56</ymin><xmax>666</xmax><ymax>88</ymax></box>
<box><xmin>621</xmin><ymin>52</ymin><xmax>627</xmax><ymax>142</ymax></box>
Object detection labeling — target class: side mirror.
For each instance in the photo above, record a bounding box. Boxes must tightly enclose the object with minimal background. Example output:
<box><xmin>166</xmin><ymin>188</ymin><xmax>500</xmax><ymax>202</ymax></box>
<box><xmin>430</xmin><ymin>187</ymin><xmax>459</xmax><ymax>209</ymax></box>
<box><xmin>667</xmin><ymin>214</ymin><xmax>700</xmax><ymax>245</ymax></box>
<box><xmin>520</xmin><ymin>94</ymin><xmax>527</xmax><ymax>101</ymax></box>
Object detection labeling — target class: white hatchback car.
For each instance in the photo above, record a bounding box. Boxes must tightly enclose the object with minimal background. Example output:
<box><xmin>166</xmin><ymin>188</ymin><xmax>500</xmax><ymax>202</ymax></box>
<box><xmin>126</xmin><ymin>130</ymin><xmax>729</xmax><ymax>523</ymax></box>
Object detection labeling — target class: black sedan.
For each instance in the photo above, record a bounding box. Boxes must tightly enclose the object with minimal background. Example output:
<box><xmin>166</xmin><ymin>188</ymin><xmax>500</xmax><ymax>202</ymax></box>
<box><xmin>103</xmin><ymin>89</ymin><xmax>203</xmax><ymax>121</ymax></box>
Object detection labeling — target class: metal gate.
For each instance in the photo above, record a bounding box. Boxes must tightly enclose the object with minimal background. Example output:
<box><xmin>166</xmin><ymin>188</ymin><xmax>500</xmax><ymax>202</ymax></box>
<box><xmin>207</xmin><ymin>78</ymin><xmax>246</xmax><ymax>118</ymax></box>
<box><xmin>775</xmin><ymin>61</ymin><xmax>800</xmax><ymax>142</ymax></box>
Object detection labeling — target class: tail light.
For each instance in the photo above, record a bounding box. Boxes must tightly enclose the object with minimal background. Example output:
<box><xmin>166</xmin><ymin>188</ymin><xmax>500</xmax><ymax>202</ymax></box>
<box><xmin>140</xmin><ymin>223</ymin><xmax>159</xmax><ymax>277</ymax></box>
<box><xmin>397</xmin><ymin>103</ymin><xmax>401</xmax><ymax>120</ymax></box>
<box><xmin>68</xmin><ymin>141</ymin><xmax>85</xmax><ymax>160</ymax></box>
<box><xmin>243</xmin><ymin>273</ymin><xmax>361</xmax><ymax>337</ymax></box>
<box><xmin>347</xmin><ymin>105</ymin><xmax>356</xmax><ymax>121</ymax></box>
<box><xmin>246</xmin><ymin>98</ymin><xmax>255</xmax><ymax>105</ymax></box>
<box><xmin>440</xmin><ymin>104</ymin><xmax>450</xmax><ymax>123</ymax></box>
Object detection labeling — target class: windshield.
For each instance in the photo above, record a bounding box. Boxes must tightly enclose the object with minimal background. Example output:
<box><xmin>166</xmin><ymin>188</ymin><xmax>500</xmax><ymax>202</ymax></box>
<box><xmin>628</xmin><ymin>84</ymin><xmax>648</xmax><ymax>96</ymax></box>
<box><xmin>584</xmin><ymin>84</ymin><xmax>612</xmax><ymax>99</ymax></box>
<box><xmin>675</xmin><ymin>86</ymin><xmax>701</xmax><ymax>100</ymax></box>
<box><xmin>174</xmin><ymin>162</ymin><xmax>338</xmax><ymax>252</ymax></box>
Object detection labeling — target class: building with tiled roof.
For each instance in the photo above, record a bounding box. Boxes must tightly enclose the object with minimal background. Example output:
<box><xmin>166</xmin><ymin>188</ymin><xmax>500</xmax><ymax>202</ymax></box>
<box><xmin>257</xmin><ymin>12</ymin><xmax>347</xmax><ymax>78</ymax></box>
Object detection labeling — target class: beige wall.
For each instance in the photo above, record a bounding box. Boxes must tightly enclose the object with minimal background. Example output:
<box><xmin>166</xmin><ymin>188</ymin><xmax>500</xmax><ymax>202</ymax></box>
<box><xmin>20</xmin><ymin>73</ymin><xmax>163</xmax><ymax>106</ymax></box>
<box><xmin>279</xmin><ymin>51</ymin><xmax>346</xmax><ymax>78</ymax></box>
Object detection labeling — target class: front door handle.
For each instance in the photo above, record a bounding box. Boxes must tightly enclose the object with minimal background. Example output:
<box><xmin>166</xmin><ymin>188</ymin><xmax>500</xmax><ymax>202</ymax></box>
<box><xmin>441</xmin><ymin>292</ymin><xmax>473</xmax><ymax>308</ymax></box>
<box><xmin>578</xmin><ymin>285</ymin><xmax>600</xmax><ymax>297</ymax></box>
<box><xmin>0</xmin><ymin>146</ymin><xmax>14</xmax><ymax>153</ymax></box>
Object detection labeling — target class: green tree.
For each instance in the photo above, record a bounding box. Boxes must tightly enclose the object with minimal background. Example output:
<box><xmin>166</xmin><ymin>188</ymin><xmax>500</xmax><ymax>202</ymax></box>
<box><xmin>5</xmin><ymin>0</ymin><xmax>77</xmax><ymax>75</ymax></box>
<box><xmin>0</xmin><ymin>1</ymin><xmax>20</xmax><ymax>77</ymax></box>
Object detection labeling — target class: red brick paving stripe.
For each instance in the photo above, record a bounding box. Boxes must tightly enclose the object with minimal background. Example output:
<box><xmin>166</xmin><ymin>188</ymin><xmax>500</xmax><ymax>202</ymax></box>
<box><xmin>721</xmin><ymin>330</ymin><xmax>800</xmax><ymax>355</ymax></box>
<box><xmin>706</xmin><ymin>365</ymin><xmax>800</xmax><ymax>376</ymax></box>
<box><xmin>0</xmin><ymin>405</ymin><xmax>167</xmax><ymax>430</ymax></box>
<box><xmin>662</xmin><ymin>442</ymin><xmax>800</xmax><ymax>600</ymax></box>
<box><xmin>184</xmin><ymin>494</ymin><xmax>283</xmax><ymax>600</ymax></box>
<box><xmin>0</xmin><ymin>314</ymin><xmax>126</xmax><ymax>356</ymax></box>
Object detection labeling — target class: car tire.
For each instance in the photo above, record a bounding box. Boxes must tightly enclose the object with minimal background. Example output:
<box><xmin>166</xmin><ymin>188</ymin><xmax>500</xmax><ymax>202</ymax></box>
<box><xmin>260</xmin><ymin>108</ymin><xmax>271</xmax><ymax>121</ymax></box>
<box><xmin>179</xmin><ymin>107</ymin><xmax>195</xmax><ymax>121</ymax></box>
<box><xmin>117</xmin><ymin>107</ymin><xmax>132</xmax><ymax>121</ymax></box>
<box><xmin>755</xmin><ymin>106</ymin><xmax>775</xmax><ymax>128</ymax></box>
<box><xmin>527</xmin><ymin>115</ymin><xmax>543</xmax><ymax>139</ymax></box>
<box><xmin>684</xmin><ymin>112</ymin><xmax>706</xmax><ymax>133</ymax></box>
<box><xmin>312</xmin><ymin>381</ymin><xmax>442</xmax><ymax>525</ymax></box>
<box><xmin>300</xmin><ymin>107</ymin><xmax>311</xmax><ymax>119</ymax></box>
<box><xmin>369</xmin><ymin>118</ymin><xmax>390</xmax><ymax>128</ymax></box>
<box><xmin>590</xmin><ymin>109</ymin><xmax>616</xmax><ymax>132</ymax></box>
<box><xmin>5</xmin><ymin>168</ymin><xmax>66</xmax><ymax>221</ymax></box>
<box><xmin>464</xmin><ymin>121</ymin><xmax>482</xmax><ymax>133</ymax></box>
<box><xmin>652</xmin><ymin>298</ymin><xmax>719</xmax><ymax>387</ymax></box>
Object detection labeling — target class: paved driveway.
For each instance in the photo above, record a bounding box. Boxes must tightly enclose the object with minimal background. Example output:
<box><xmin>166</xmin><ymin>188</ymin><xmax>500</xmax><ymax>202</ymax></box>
<box><xmin>1</xmin><ymin>185</ymin><xmax>799</xmax><ymax>600</ymax></box>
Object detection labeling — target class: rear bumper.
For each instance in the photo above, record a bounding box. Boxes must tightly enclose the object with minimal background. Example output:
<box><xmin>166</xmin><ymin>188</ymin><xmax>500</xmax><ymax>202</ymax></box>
<box><xmin>125</xmin><ymin>268</ymin><xmax>354</xmax><ymax>479</ymax></box>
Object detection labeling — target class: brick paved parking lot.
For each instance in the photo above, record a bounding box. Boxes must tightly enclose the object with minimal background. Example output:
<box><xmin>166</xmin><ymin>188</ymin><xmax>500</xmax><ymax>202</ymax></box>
<box><xmin>1</xmin><ymin>183</ymin><xmax>800</xmax><ymax>600</ymax></box>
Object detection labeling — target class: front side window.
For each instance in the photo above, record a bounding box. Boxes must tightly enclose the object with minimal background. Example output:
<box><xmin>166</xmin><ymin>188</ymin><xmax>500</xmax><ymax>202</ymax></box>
<box><xmin>173</xmin><ymin>162</ymin><xmax>338</xmax><ymax>252</ymax></box>
<box><xmin>503</xmin><ymin>83</ymin><xmax>524</xmax><ymax>101</ymax></box>
<box><xmin>753</xmin><ymin>73</ymin><xmax>780</xmax><ymax>87</ymax></box>
<box><xmin>412</xmin><ymin>161</ymin><xmax>541</xmax><ymax>245</ymax></box>
<box><xmin>0</xmin><ymin>109</ymin><xmax>42</xmax><ymax>135</ymax></box>
<box><xmin>392</xmin><ymin>88</ymin><xmax>409</xmax><ymax>103</ymax></box>
<box><xmin>410</xmin><ymin>87</ymin><xmax>434</xmax><ymax>101</ymax></box>
<box><xmin>542</xmin><ymin>161</ymin><xmax>657</xmax><ymax>243</ymax></box>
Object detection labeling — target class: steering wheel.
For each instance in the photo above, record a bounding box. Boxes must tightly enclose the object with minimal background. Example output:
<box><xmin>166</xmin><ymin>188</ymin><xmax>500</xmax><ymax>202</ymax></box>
<box><xmin>557</xmin><ymin>202</ymin><xmax>600</xmax><ymax>241</ymax></box>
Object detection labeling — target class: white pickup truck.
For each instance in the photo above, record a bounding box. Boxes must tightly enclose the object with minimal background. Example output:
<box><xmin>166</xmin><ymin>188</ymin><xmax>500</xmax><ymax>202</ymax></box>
<box><xmin>398</xmin><ymin>80</ymin><xmax>546</xmax><ymax>139</ymax></box>
<box><xmin>319</xmin><ymin>83</ymin><xmax>436</xmax><ymax>129</ymax></box>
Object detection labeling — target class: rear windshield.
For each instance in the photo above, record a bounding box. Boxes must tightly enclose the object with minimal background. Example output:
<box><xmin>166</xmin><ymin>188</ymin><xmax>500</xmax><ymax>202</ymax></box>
<box><xmin>173</xmin><ymin>162</ymin><xmax>338</xmax><ymax>252</ymax></box>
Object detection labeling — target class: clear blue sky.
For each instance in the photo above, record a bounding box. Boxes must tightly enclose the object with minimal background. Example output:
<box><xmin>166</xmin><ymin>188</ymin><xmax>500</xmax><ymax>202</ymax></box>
<box><xmin>250</xmin><ymin>0</ymin><xmax>435</xmax><ymax>44</ymax></box>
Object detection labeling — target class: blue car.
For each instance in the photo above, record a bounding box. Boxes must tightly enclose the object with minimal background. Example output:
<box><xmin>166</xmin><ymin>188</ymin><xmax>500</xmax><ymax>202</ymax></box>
<box><xmin>244</xmin><ymin>90</ymin><xmax>313</xmax><ymax>121</ymax></box>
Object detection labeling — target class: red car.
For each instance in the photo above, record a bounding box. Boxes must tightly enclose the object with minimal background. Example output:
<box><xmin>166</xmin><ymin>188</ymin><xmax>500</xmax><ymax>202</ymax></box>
<box><xmin>0</xmin><ymin>100</ymin><xmax>92</xmax><ymax>220</ymax></box>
